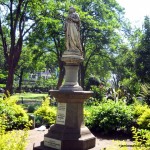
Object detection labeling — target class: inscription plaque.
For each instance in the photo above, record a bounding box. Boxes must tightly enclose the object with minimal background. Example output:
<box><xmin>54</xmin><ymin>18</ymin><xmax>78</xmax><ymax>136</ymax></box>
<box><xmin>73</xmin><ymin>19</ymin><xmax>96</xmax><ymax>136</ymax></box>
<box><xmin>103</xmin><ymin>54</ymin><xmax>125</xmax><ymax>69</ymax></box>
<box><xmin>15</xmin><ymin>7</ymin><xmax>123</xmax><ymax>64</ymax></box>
<box><xmin>56</xmin><ymin>103</ymin><xmax>67</xmax><ymax>125</ymax></box>
<box><xmin>44</xmin><ymin>137</ymin><xmax>61</xmax><ymax>149</ymax></box>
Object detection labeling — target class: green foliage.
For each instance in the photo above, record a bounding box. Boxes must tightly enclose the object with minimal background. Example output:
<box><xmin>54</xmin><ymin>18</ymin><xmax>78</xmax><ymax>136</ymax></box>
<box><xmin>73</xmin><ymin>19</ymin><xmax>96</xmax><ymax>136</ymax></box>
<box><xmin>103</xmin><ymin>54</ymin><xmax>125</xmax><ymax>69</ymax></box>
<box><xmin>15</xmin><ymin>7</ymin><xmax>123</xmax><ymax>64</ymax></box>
<box><xmin>84</xmin><ymin>97</ymin><xmax>100</xmax><ymax>106</ymax></box>
<box><xmin>0</xmin><ymin>74</ymin><xmax>6</xmax><ymax>80</ymax></box>
<box><xmin>35</xmin><ymin>75</ymin><xmax>57</xmax><ymax>89</ymax></box>
<box><xmin>115</xmin><ymin>86</ymin><xmax>134</xmax><ymax>105</ymax></box>
<box><xmin>85</xmin><ymin>85</ymin><xmax>105</xmax><ymax>106</ymax></box>
<box><xmin>132</xmin><ymin>127</ymin><xmax>150</xmax><ymax>150</ymax></box>
<box><xmin>135</xmin><ymin>16</ymin><xmax>150</xmax><ymax>83</ymax></box>
<box><xmin>0</xmin><ymin>130</ymin><xmax>28</xmax><ymax>150</ymax></box>
<box><xmin>133</xmin><ymin>103</ymin><xmax>149</xmax><ymax>118</ymax></box>
<box><xmin>0</xmin><ymin>116</ymin><xmax>28</xmax><ymax>150</ymax></box>
<box><xmin>84</xmin><ymin>100</ymin><xmax>133</xmax><ymax>133</ymax></box>
<box><xmin>137</xmin><ymin>109</ymin><xmax>150</xmax><ymax>130</ymax></box>
<box><xmin>140</xmin><ymin>83</ymin><xmax>150</xmax><ymax>105</ymax></box>
<box><xmin>0</xmin><ymin>116</ymin><xmax>6</xmax><ymax>135</ymax></box>
<box><xmin>27</xmin><ymin>0</ymin><xmax>125</xmax><ymax>88</ymax></box>
<box><xmin>91</xmin><ymin>85</ymin><xmax>105</xmax><ymax>101</ymax></box>
<box><xmin>121</xmin><ymin>78</ymin><xmax>140</xmax><ymax>96</ymax></box>
<box><xmin>133</xmin><ymin>103</ymin><xmax>150</xmax><ymax>129</ymax></box>
<box><xmin>0</xmin><ymin>84</ymin><xmax>5</xmax><ymax>88</ymax></box>
<box><xmin>0</xmin><ymin>0</ymin><xmax>49</xmax><ymax>93</ymax></box>
<box><xmin>27</xmin><ymin>104</ymin><xmax>39</xmax><ymax>113</ymax></box>
<box><xmin>0</xmin><ymin>73</ymin><xmax>6</xmax><ymax>87</ymax></box>
<box><xmin>34</xmin><ymin>97</ymin><xmax>56</xmax><ymax>125</ymax></box>
<box><xmin>0</xmin><ymin>96</ymin><xmax>29</xmax><ymax>130</ymax></box>
<box><xmin>101</xmin><ymin>128</ymin><xmax>150</xmax><ymax>150</ymax></box>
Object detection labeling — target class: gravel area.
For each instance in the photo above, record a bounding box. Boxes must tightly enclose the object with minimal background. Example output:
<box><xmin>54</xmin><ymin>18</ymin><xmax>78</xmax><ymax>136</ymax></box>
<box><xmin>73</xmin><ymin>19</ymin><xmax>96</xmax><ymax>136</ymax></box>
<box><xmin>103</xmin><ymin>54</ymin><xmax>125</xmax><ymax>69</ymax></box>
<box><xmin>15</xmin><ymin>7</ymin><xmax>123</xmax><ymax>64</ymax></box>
<box><xmin>26</xmin><ymin>129</ymin><xmax>133</xmax><ymax>150</ymax></box>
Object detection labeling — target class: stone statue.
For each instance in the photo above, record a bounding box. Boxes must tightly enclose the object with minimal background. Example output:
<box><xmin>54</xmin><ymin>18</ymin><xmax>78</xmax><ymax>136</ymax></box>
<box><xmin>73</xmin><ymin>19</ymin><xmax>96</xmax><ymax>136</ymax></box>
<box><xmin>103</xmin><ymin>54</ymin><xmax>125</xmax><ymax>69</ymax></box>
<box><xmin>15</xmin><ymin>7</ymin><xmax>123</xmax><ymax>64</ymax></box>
<box><xmin>64</xmin><ymin>7</ymin><xmax>83</xmax><ymax>55</ymax></box>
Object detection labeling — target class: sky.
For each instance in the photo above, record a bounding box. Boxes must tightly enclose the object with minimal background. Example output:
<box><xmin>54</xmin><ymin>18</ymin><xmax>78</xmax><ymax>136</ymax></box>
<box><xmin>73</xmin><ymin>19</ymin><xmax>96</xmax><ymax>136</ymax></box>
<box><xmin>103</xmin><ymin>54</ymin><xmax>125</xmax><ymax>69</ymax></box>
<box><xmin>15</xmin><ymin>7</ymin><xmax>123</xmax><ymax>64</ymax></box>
<box><xmin>116</xmin><ymin>0</ymin><xmax>150</xmax><ymax>28</ymax></box>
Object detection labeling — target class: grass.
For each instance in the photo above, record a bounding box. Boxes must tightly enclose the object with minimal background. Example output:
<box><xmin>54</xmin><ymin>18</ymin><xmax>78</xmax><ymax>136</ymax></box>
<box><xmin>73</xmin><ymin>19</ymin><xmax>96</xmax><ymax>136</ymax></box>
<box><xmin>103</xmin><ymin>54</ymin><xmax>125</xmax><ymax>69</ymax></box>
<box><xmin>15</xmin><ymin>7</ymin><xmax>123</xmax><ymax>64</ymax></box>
<box><xmin>0</xmin><ymin>93</ymin><xmax>48</xmax><ymax>101</ymax></box>
<box><xmin>17</xmin><ymin>93</ymin><xmax>48</xmax><ymax>98</ymax></box>
<box><xmin>16</xmin><ymin>93</ymin><xmax>48</xmax><ymax>100</ymax></box>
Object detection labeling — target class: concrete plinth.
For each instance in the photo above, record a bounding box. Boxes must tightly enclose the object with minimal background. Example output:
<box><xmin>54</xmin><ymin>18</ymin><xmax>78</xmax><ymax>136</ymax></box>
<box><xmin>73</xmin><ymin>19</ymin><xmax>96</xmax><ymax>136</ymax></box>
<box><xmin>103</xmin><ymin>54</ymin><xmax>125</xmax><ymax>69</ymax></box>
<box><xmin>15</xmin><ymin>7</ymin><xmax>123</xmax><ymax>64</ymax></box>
<box><xmin>34</xmin><ymin>126</ymin><xmax>95</xmax><ymax>150</ymax></box>
<box><xmin>59</xmin><ymin>65</ymin><xmax>83</xmax><ymax>91</ymax></box>
<box><xmin>34</xmin><ymin>91</ymin><xmax>96</xmax><ymax>150</ymax></box>
<box><xmin>43</xmin><ymin>125</ymin><xmax>95</xmax><ymax>150</ymax></box>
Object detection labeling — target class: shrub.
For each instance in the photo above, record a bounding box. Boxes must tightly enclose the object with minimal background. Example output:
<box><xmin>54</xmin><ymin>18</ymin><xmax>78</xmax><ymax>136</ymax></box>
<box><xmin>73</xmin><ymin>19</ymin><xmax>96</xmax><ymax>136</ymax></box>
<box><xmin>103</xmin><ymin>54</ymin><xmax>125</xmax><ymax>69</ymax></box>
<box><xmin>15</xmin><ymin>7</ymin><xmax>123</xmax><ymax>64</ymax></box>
<box><xmin>132</xmin><ymin>127</ymin><xmax>150</xmax><ymax>150</ymax></box>
<box><xmin>132</xmin><ymin>103</ymin><xmax>150</xmax><ymax>129</ymax></box>
<box><xmin>121</xmin><ymin>78</ymin><xmax>140</xmax><ymax>96</ymax></box>
<box><xmin>34</xmin><ymin>97</ymin><xmax>56</xmax><ymax>126</ymax></box>
<box><xmin>0</xmin><ymin>96</ymin><xmax>29</xmax><ymax>130</ymax></box>
<box><xmin>91</xmin><ymin>85</ymin><xmax>105</xmax><ymax>101</ymax></box>
<box><xmin>137</xmin><ymin>109</ymin><xmax>150</xmax><ymax>130</ymax></box>
<box><xmin>0</xmin><ymin>130</ymin><xmax>28</xmax><ymax>150</ymax></box>
<box><xmin>27</xmin><ymin>104</ymin><xmax>39</xmax><ymax>113</ymax></box>
<box><xmin>0</xmin><ymin>116</ymin><xmax>28</xmax><ymax>150</ymax></box>
<box><xmin>85</xmin><ymin>85</ymin><xmax>105</xmax><ymax>106</ymax></box>
<box><xmin>96</xmin><ymin>127</ymin><xmax>150</xmax><ymax>150</ymax></box>
<box><xmin>84</xmin><ymin>97</ymin><xmax>101</xmax><ymax>106</ymax></box>
<box><xmin>0</xmin><ymin>116</ymin><xmax>6</xmax><ymax>135</ymax></box>
<box><xmin>133</xmin><ymin>103</ymin><xmax>149</xmax><ymax>118</ymax></box>
<box><xmin>84</xmin><ymin>100</ymin><xmax>134</xmax><ymax>133</ymax></box>
<box><xmin>101</xmin><ymin>128</ymin><xmax>150</xmax><ymax>150</ymax></box>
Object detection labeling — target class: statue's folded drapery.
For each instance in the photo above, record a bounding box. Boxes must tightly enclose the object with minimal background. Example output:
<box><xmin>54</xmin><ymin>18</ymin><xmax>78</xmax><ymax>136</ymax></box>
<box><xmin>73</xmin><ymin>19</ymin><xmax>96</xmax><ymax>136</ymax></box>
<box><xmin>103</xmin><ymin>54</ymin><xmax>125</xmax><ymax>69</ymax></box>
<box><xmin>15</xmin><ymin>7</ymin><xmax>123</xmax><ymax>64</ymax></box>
<box><xmin>64</xmin><ymin>7</ymin><xmax>82</xmax><ymax>55</ymax></box>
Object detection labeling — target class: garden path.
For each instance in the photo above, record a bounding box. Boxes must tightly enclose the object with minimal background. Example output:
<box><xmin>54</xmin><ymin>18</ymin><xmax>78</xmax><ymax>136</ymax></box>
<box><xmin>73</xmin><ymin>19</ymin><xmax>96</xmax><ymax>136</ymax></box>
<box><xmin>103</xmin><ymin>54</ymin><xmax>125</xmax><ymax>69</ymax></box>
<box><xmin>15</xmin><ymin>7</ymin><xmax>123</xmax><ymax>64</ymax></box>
<box><xmin>26</xmin><ymin>129</ymin><xmax>133</xmax><ymax>150</ymax></box>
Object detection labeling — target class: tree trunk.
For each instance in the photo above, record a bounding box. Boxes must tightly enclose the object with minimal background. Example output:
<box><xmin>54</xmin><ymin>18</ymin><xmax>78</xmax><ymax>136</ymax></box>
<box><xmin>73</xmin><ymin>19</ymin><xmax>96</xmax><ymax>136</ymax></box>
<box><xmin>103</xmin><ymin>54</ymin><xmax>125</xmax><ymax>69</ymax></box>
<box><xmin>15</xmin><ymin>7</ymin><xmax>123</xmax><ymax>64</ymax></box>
<box><xmin>57</xmin><ymin>61</ymin><xmax>65</xmax><ymax>89</ymax></box>
<box><xmin>5</xmin><ymin>65</ymin><xmax>15</xmax><ymax>95</ymax></box>
<box><xmin>5</xmin><ymin>43</ymin><xmax>22</xmax><ymax>95</ymax></box>
<box><xmin>18</xmin><ymin>68</ymin><xmax>24</xmax><ymax>93</ymax></box>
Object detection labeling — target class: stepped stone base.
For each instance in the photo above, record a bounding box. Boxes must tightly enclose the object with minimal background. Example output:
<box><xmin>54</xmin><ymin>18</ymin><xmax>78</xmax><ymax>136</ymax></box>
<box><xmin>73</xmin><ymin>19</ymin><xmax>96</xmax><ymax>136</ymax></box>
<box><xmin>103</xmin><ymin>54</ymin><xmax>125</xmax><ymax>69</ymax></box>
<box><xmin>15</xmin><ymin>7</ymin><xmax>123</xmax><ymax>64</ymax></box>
<box><xmin>34</xmin><ymin>125</ymin><xmax>95</xmax><ymax>150</ymax></box>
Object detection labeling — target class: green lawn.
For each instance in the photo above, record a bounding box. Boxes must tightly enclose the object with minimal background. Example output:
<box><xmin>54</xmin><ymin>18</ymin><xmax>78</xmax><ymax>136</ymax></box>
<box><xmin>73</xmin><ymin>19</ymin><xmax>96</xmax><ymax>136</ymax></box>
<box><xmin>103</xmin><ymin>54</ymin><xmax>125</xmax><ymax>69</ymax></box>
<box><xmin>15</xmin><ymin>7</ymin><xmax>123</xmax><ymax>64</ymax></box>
<box><xmin>16</xmin><ymin>93</ymin><xmax>48</xmax><ymax>100</ymax></box>
<box><xmin>0</xmin><ymin>92</ymin><xmax>48</xmax><ymax>101</ymax></box>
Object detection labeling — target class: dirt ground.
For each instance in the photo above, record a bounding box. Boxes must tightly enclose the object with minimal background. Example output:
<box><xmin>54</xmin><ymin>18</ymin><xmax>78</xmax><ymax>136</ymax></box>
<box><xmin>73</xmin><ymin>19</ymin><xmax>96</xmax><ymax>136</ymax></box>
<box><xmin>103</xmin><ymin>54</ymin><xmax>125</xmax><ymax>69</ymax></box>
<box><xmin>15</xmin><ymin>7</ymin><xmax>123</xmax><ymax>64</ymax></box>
<box><xmin>26</xmin><ymin>129</ymin><xmax>133</xmax><ymax>150</ymax></box>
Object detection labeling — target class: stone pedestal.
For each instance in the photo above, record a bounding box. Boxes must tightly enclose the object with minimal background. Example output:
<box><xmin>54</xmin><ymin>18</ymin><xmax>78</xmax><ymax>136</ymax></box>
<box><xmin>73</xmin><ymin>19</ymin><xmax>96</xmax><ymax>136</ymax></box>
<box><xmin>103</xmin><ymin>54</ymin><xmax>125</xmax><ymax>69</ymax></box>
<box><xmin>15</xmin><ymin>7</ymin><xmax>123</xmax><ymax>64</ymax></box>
<box><xmin>34</xmin><ymin>51</ymin><xmax>96</xmax><ymax>150</ymax></box>
<box><xmin>59</xmin><ymin>51</ymin><xmax>83</xmax><ymax>92</ymax></box>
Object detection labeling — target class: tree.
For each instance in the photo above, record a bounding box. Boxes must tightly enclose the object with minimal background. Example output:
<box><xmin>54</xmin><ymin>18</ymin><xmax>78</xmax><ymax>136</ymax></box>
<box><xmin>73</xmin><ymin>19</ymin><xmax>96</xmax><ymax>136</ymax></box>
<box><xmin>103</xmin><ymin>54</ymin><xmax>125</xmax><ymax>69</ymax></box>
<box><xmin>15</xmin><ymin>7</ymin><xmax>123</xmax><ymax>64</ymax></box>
<box><xmin>135</xmin><ymin>16</ymin><xmax>150</xmax><ymax>83</ymax></box>
<box><xmin>111</xmin><ymin>44</ymin><xmax>141</xmax><ymax>94</ymax></box>
<box><xmin>108</xmin><ymin>17</ymin><xmax>144</xmax><ymax>94</ymax></box>
<box><xmin>28</xmin><ymin>0</ymin><xmax>125</xmax><ymax>89</ymax></box>
<box><xmin>14</xmin><ymin>47</ymin><xmax>34</xmax><ymax>92</ymax></box>
<box><xmin>76</xmin><ymin>0</ymin><xmax>124</xmax><ymax>88</ymax></box>
<box><xmin>0</xmin><ymin>0</ymin><xmax>43</xmax><ymax>94</ymax></box>
<box><xmin>0</xmin><ymin>44</ymin><xmax>7</xmax><ymax>87</ymax></box>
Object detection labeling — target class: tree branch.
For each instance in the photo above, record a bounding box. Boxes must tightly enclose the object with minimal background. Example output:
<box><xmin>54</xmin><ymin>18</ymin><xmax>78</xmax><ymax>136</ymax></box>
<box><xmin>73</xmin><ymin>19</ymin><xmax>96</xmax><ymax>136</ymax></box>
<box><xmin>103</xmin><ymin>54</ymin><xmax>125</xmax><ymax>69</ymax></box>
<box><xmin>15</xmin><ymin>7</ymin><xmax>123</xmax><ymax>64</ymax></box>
<box><xmin>14</xmin><ymin>0</ymin><xmax>23</xmax><ymax>31</ymax></box>
<box><xmin>84</xmin><ymin>50</ymin><xmax>95</xmax><ymax>72</ymax></box>
<box><xmin>51</xmin><ymin>49</ymin><xmax>57</xmax><ymax>55</ymax></box>
<box><xmin>14</xmin><ymin>37</ymin><xmax>22</xmax><ymax>68</ymax></box>
<box><xmin>19</xmin><ymin>0</ymin><xmax>29</xmax><ymax>35</ymax></box>
<box><xmin>0</xmin><ymin>17</ymin><xmax>8</xmax><ymax>61</ymax></box>
<box><xmin>53</xmin><ymin>37</ymin><xmax>60</xmax><ymax>61</ymax></box>
<box><xmin>0</xmin><ymin>2</ymin><xmax>10</xmax><ymax>9</ymax></box>
<box><xmin>10</xmin><ymin>0</ymin><xmax>15</xmax><ymax>53</ymax></box>
<box><xmin>22</xmin><ymin>20</ymin><xmax>40</xmax><ymax>37</ymax></box>
<box><xmin>84</xmin><ymin>46</ymin><xmax>102</xmax><ymax>73</ymax></box>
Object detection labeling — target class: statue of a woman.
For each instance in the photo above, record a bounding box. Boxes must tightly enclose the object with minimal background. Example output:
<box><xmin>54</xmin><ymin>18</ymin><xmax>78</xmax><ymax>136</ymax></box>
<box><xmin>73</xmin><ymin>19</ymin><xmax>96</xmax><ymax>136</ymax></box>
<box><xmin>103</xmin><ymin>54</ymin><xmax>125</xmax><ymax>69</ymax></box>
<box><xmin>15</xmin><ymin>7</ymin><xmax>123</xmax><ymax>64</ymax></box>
<box><xmin>64</xmin><ymin>7</ymin><xmax>82</xmax><ymax>55</ymax></box>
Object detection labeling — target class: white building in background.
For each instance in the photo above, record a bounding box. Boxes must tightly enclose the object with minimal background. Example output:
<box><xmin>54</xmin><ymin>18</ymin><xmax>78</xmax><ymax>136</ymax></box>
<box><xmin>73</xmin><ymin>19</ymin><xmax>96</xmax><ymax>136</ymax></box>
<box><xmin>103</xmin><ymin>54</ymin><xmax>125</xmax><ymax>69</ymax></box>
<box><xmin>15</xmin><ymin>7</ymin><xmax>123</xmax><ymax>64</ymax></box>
<box><xmin>30</xmin><ymin>69</ymin><xmax>51</xmax><ymax>80</ymax></box>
